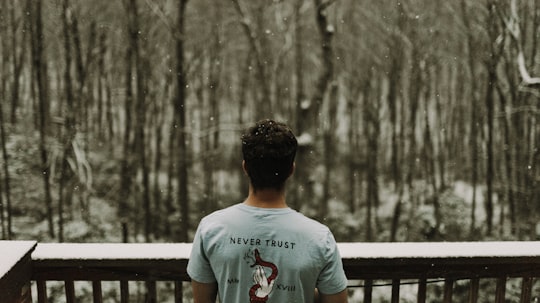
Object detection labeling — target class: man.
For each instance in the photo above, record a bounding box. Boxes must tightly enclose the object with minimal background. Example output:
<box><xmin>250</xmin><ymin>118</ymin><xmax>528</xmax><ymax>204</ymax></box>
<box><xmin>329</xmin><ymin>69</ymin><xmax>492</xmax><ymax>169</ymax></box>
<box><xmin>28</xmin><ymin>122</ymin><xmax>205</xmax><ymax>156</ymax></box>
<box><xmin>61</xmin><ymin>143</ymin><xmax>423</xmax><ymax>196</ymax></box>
<box><xmin>187</xmin><ymin>119</ymin><xmax>348</xmax><ymax>303</ymax></box>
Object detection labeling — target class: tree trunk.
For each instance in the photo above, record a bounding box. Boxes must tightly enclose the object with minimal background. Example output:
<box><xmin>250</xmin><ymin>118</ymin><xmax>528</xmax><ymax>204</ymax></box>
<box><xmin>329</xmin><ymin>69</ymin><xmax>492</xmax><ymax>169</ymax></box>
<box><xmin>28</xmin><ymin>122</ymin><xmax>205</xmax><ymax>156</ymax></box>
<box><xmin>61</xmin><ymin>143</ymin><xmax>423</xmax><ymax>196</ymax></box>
<box><xmin>96</xmin><ymin>30</ymin><xmax>107</xmax><ymax>140</ymax></box>
<box><xmin>422</xmin><ymin>66</ymin><xmax>442</xmax><ymax>236</ymax></box>
<box><xmin>152</xmin><ymin>63</ymin><xmax>171</xmax><ymax>239</ymax></box>
<box><xmin>0</xmin><ymin>5</ymin><xmax>8</xmax><ymax>239</ymax></box>
<box><xmin>320</xmin><ymin>83</ymin><xmax>338</xmax><ymax>220</ymax></box>
<box><xmin>198</xmin><ymin>69</ymin><xmax>214</xmax><ymax>215</ymax></box>
<box><xmin>237</xmin><ymin>52</ymin><xmax>251</xmax><ymax>199</ymax></box>
<box><xmin>164</xmin><ymin>118</ymin><xmax>176</xmax><ymax>238</ymax></box>
<box><xmin>363</xmin><ymin>69</ymin><xmax>381</xmax><ymax>242</ymax></box>
<box><xmin>57</xmin><ymin>0</ymin><xmax>79</xmax><ymax>242</ymax></box>
<box><xmin>295</xmin><ymin>0</ymin><xmax>334</xmax><ymax>213</ymax></box>
<box><xmin>460</xmin><ymin>0</ymin><xmax>480</xmax><ymax>237</ymax></box>
<box><xmin>231</xmin><ymin>0</ymin><xmax>272</xmax><ymax>118</ymax></box>
<box><xmin>204</xmin><ymin>6</ymin><xmax>223</xmax><ymax>214</ymax></box>
<box><xmin>175</xmin><ymin>0</ymin><xmax>189</xmax><ymax>242</ymax></box>
<box><xmin>436</xmin><ymin>65</ymin><xmax>448</xmax><ymax>190</ymax></box>
<box><xmin>292</xmin><ymin>0</ymin><xmax>305</xmax><ymax>211</ymax></box>
<box><xmin>346</xmin><ymin>86</ymin><xmax>360</xmax><ymax>214</ymax></box>
<box><xmin>0</xmin><ymin>103</ymin><xmax>6</xmax><ymax>237</ymax></box>
<box><xmin>126</xmin><ymin>0</ymin><xmax>152</xmax><ymax>242</ymax></box>
<box><xmin>31</xmin><ymin>0</ymin><xmax>54</xmax><ymax>239</ymax></box>
<box><xmin>71</xmin><ymin>16</ymin><xmax>84</xmax><ymax>129</ymax></box>
<box><xmin>9</xmin><ymin>1</ymin><xmax>26</xmax><ymax>125</ymax></box>
<box><xmin>484</xmin><ymin>0</ymin><xmax>503</xmax><ymax>236</ymax></box>
<box><xmin>119</xmin><ymin>0</ymin><xmax>135</xmax><ymax>239</ymax></box>
<box><xmin>387</xmin><ymin>2</ymin><xmax>405</xmax><ymax>191</ymax></box>
<box><xmin>389</xmin><ymin>0</ymin><xmax>407</xmax><ymax>241</ymax></box>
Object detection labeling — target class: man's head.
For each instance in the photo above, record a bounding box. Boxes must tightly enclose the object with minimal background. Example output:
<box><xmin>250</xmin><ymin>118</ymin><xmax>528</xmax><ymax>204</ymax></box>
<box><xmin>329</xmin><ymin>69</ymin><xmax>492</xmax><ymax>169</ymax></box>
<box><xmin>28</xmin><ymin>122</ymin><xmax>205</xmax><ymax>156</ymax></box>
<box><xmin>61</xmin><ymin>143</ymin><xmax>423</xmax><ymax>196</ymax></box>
<box><xmin>241</xmin><ymin>119</ymin><xmax>298</xmax><ymax>192</ymax></box>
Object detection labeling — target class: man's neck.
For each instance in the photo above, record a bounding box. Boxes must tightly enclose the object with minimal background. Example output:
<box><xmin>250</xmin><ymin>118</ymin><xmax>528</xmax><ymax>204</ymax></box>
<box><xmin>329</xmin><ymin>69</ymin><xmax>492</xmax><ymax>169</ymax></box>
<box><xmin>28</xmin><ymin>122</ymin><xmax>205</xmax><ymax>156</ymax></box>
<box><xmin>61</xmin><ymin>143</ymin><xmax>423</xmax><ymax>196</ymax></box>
<box><xmin>243</xmin><ymin>187</ymin><xmax>288</xmax><ymax>209</ymax></box>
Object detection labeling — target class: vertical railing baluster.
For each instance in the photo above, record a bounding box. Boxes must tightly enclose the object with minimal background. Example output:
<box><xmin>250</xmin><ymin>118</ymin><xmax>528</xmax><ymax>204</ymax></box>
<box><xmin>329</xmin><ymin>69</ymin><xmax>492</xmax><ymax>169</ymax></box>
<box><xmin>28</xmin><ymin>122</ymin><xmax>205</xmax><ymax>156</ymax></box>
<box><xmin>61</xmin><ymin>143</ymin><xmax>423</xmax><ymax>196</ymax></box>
<box><xmin>363</xmin><ymin>279</ymin><xmax>373</xmax><ymax>303</ymax></box>
<box><xmin>417</xmin><ymin>278</ymin><xmax>426</xmax><ymax>303</ymax></box>
<box><xmin>174</xmin><ymin>281</ymin><xmax>183</xmax><ymax>303</ymax></box>
<box><xmin>443</xmin><ymin>278</ymin><xmax>454</xmax><ymax>303</ymax></box>
<box><xmin>391</xmin><ymin>279</ymin><xmax>400</xmax><ymax>303</ymax></box>
<box><xmin>468</xmin><ymin>278</ymin><xmax>479</xmax><ymax>303</ymax></box>
<box><xmin>37</xmin><ymin>280</ymin><xmax>47</xmax><ymax>303</ymax></box>
<box><xmin>495</xmin><ymin>277</ymin><xmax>506</xmax><ymax>303</ymax></box>
<box><xmin>92</xmin><ymin>280</ymin><xmax>103</xmax><ymax>303</ymax></box>
<box><xmin>120</xmin><ymin>280</ymin><xmax>129</xmax><ymax>303</ymax></box>
<box><xmin>146</xmin><ymin>280</ymin><xmax>157</xmax><ymax>303</ymax></box>
<box><xmin>520</xmin><ymin>276</ymin><xmax>533</xmax><ymax>303</ymax></box>
<box><xmin>65</xmin><ymin>280</ymin><xmax>75</xmax><ymax>303</ymax></box>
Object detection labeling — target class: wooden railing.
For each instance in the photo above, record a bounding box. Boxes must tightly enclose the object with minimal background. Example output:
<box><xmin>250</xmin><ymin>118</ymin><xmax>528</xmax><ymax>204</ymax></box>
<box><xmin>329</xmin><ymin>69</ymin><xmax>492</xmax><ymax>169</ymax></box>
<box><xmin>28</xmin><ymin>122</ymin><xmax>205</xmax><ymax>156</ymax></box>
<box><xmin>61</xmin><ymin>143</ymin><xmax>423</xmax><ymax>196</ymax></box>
<box><xmin>1</xmin><ymin>241</ymin><xmax>540</xmax><ymax>302</ymax></box>
<box><xmin>0</xmin><ymin>241</ymin><xmax>35</xmax><ymax>303</ymax></box>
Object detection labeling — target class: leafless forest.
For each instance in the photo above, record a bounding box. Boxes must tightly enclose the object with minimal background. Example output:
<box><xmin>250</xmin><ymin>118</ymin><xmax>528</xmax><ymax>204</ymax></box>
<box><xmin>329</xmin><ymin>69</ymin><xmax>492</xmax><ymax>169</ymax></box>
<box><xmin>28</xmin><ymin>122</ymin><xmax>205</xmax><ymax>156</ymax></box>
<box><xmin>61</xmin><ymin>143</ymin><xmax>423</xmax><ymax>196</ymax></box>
<box><xmin>0</xmin><ymin>0</ymin><xmax>539</xmax><ymax>245</ymax></box>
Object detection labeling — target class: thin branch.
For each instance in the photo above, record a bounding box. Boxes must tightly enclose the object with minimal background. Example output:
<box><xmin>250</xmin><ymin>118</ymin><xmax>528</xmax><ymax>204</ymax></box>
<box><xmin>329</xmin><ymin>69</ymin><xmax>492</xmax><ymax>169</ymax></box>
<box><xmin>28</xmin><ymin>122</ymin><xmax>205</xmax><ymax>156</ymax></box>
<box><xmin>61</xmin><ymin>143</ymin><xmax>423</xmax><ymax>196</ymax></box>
<box><xmin>502</xmin><ymin>0</ymin><xmax>540</xmax><ymax>87</ymax></box>
<box><xmin>144</xmin><ymin>0</ymin><xmax>173</xmax><ymax>33</ymax></box>
<box><xmin>318</xmin><ymin>0</ymin><xmax>337</xmax><ymax>12</ymax></box>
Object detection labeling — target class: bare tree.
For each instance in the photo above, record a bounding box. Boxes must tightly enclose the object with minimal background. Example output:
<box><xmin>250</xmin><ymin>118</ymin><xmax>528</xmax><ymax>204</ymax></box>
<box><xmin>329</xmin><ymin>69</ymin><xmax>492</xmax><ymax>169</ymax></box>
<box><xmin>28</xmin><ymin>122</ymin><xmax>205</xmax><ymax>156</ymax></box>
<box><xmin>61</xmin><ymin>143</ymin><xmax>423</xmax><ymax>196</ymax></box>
<box><xmin>119</xmin><ymin>0</ymin><xmax>136</xmax><ymax>241</ymax></box>
<box><xmin>231</xmin><ymin>0</ymin><xmax>272</xmax><ymax>118</ymax></box>
<box><xmin>175</xmin><ymin>0</ymin><xmax>190</xmax><ymax>242</ymax></box>
<box><xmin>483</xmin><ymin>0</ymin><xmax>505</xmax><ymax>236</ymax></box>
<box><xmin>57</xmin><ymin>0</ymin><xmax>78</xmax><ymax>242</ymax></box>
<box><xmin>294</xmin><ymin>0</ymin><xmax>335</xmax><ymax>214</ymax></box>
<box><xmin>503</xmin><ymin>0</ymin><xmax>540</xmax><ymax>87</ymax></box>
<box><xmin>500</xmin><ymin>0</ymin><xmax>540</xmax><ymax>238</ymax></box>
<box><xmin>0</xmin><ymin>4</ymin><xmax>9</xmax><ymax>239</ymax></box>
<box><xmin>460</xmin><ymin>0</ymin><xmax>481</xmax><ymax>237</ymax></box>
<box><xmin>30</xmin><ymin>0</ymin><xmax>55</xmax><ymax>239</ymax></box>
<box><xmin>0</xmin><ymin>103</ymin><xmax>7</xmax><ymax>239</ymax></box>
<box><xmin>291</xmin><ymin>0</ymin><xmax>306</xmax><ymax>211</ymax></box>
<box><xmin>9</xmin><ymin>1</ymin><xmax>26</xmax><ymax>125</ymax></box>
<box><xmin>389</xmin><ymin>0</ymin><xmax>407</xmax><ymax>242</ymax></box>
<box><xmin>362</xmin><ymin>68</ymin><xmax>381</xmax><ymax>242</ymax></box>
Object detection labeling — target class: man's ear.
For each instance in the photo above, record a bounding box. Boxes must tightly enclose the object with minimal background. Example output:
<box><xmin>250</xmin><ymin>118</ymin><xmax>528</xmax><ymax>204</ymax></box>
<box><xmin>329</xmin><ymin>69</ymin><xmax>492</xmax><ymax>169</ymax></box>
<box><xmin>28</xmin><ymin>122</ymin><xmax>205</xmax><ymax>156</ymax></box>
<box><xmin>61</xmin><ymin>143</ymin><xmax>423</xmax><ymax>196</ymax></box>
<box><xmin>288</xmin><ymin>162</ymin><xmax>295</xmax><ymax>178</ymax></box>
<box><xmin>242</xmin><ymin>160</ymin><xmax>248</xmax><ymax>175</ymax></box>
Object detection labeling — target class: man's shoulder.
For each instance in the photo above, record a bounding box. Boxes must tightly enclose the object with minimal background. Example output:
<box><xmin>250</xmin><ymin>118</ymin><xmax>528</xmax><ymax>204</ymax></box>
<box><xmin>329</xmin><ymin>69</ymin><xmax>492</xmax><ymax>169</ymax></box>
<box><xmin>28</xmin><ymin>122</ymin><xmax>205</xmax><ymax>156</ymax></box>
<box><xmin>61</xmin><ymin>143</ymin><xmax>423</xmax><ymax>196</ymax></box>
<box><xmin>288</xmin><ymin>210</ymin><xmax>330</xmax><ymax>229</ymax></box>
<box><xmin>202</xmin><ymin>205</ymin><xmax>228</xmax><ymax>218</ymax></box>
<box><xmin>198</xmin><ymin>204</ymin><xmax>244</xmax><ymax>226</ymax></box>
<box><xmin>284</xmin><ymin>211</ymin><xmax>334</xmax><ymax>243</ymax></box>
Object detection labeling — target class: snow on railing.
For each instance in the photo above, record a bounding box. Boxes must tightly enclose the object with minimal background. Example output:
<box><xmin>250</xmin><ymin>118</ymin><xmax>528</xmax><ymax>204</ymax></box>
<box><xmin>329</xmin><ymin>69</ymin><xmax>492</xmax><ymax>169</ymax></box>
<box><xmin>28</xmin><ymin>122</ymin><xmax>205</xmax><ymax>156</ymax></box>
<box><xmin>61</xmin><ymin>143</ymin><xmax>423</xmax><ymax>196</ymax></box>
<box><xmin>0</xmin><ymin>241</ymin><xmax>36</xmax><ymax>303</ymax></box>
<box><xmin>2</xmin><ymin>241</ymin><xmax>540</xmax><ymax>302</ymax></box>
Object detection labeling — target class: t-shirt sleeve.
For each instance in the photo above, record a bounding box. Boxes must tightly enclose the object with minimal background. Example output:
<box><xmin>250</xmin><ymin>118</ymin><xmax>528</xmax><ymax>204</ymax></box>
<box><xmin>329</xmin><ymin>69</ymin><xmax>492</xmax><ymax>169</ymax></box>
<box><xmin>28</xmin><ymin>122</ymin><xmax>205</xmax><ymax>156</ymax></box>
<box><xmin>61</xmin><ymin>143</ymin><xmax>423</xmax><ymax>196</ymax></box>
<box><xmin>316</xmin><ymin>231</ymin><xmax>348</xmax><ymax>294</ymax></box>
<box><xmin>187</xmin><ymin>221</ymin><xmax>217</xmax><ymax>283</ymax></box>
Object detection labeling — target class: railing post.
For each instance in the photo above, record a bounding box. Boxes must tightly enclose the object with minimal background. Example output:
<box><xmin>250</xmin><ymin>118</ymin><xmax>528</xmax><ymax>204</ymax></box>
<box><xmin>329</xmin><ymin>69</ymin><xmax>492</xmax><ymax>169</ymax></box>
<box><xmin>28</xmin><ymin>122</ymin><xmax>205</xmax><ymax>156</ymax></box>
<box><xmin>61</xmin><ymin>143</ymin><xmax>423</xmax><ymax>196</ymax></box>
<box><xmin>146</xmin><ymin>280</ymin><xmax>157</xmax><ymax>303</ymax></box>
<box><xmin>120</xmin><ymin>280</ymin><xmax>129</xmax><ymax>303</ymax></box>
<box><xmin>468</xmin><ymin>278</ymin><xmax>479</xmax><ymax>303</ymax></box>
<box><xmin>363</xmin><ymin>279</ymin><xmax>373</xmax><ymax>303</ymax></box>
<box><xmin>520</xmin><ymin>276</ymin><xmax>532</xmax><ymax>303</ymax></box>
<box><xmin>495</xmin><ymin>277</ymin><xmax>506</xmax><ymax>303</ymax></box>
<box><xmin>36</xmin><ymin>280</ymin><xmax>47</xmax><ymax>303</ymax></box>
<box><xmin>391</xmin><ymin>279</ymin><xmax>400</xmax><ymax>303</ymax></box>
<box><xmin>417</xmin><ymin>278</ymin><xmax>426</xmax><ymax>303</ymax></box>
<box><xmin>92</xmin><ymin>280</ymin><xmax>103</xmax><ymax>303</ymax></box>
<box><xmin>174</xmin><ymin>281</ymin><xmax>183</xmax><ymax>303</ymax></box>
<box><xmin>0</xmin><ymin>241</ymin><xmax>37</xmax><ymax>303</ymax></box>
<box><xmin>443</xmin><ymin>278</ymin><xmax>454</xmax><ymax>303</ymax></box>
<box><xmin>65</xmin><ymin>279</ymin><xmax>75</xmax><ymax>303</ymax></box>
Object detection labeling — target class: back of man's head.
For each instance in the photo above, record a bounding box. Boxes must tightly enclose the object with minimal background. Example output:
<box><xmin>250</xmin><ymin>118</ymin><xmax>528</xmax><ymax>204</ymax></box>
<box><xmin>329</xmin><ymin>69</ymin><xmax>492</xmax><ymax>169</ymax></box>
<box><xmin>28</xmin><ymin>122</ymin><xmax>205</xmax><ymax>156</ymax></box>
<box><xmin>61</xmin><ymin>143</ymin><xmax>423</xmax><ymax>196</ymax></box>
<box><xmin>241</xmin><ymin>119</ymin><xmax>298</xmax><ymax>191</ymax></box>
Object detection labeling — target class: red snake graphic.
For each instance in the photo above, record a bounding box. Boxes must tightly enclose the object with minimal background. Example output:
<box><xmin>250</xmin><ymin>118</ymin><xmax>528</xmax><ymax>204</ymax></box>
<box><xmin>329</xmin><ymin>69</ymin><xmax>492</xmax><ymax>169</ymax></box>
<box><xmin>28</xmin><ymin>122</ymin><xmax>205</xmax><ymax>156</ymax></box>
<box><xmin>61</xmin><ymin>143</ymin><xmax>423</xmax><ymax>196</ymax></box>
<box><xmin>249</xmin><ymin>249</ymin><xmax>278</xmax><ymax>303</ymax></box>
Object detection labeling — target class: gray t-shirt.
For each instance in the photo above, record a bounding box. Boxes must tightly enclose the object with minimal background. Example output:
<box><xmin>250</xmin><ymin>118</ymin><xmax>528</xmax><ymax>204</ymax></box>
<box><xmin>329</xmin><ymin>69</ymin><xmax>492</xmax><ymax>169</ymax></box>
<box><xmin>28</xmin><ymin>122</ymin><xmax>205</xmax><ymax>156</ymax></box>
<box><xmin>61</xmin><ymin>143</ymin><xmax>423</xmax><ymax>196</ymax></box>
<box><xmin>187</xmin><ymin>203</ymin><xmax>348</xmax><ymax>303</ymax></box>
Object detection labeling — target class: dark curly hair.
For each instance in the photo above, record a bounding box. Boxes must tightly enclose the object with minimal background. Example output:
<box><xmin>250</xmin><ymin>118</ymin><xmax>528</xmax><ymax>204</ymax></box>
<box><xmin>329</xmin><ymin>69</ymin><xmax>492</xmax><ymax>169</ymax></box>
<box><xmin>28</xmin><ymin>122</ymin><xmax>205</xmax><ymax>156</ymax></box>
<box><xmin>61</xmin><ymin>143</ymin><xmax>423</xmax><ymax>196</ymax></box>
<box><xmin>241</xmin><ymin>119</ymin><xmax>298</xmax><ymax>191</ymax></box>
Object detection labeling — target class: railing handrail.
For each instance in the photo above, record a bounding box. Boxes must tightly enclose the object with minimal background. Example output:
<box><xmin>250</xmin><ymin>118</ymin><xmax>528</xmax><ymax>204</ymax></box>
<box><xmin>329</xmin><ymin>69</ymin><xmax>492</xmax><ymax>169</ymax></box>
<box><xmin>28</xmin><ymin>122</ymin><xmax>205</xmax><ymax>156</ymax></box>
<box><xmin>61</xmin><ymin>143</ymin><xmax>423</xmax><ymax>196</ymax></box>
<box><xmin>31</xmin><ymin>241</ymin><xmax>540</xmax><ymax>260</ymax></box>
<box><xmin>0</xmin><ymin>241</ymin><xmax>536</xmax><ymax>303</ymax></box>
<box><xmin>30</xmin><ymin>241</ymin><xmax>540</xmax><ymax>281</ymax></box>
<box><xmin>0</xmin><ymin>241</ymin><xmax>36</xmax><ymax>303</ymax></box>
